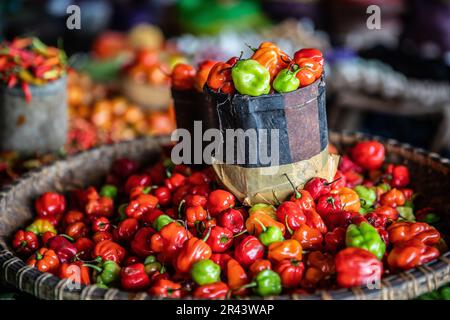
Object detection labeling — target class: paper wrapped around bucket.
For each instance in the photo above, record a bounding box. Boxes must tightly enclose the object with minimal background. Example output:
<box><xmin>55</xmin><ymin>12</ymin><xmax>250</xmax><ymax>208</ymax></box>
<box><xmin>206</xmin><ymin>77</ymin><xmax>338</xmax><ymax>205</ymax></box>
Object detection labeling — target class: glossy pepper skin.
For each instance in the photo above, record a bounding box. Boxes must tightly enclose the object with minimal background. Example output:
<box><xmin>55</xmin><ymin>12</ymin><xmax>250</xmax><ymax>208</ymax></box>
<box><xmin>121</xmin><ymin>263</ymin><xmax>150</xmax><ymax>291</ymax></box>
<box><xmin>186</xmin><ymin>205</ymin><xmax>207</xmax><ymax>228</ymax></box>
<box><xmin>205</xmin><ymin>226</ymin><xmax>233</xmax><ymax>253</ymax></box>
<box><xmin>26</xmin><ymin>218</ymin><xmax>57</xmax><ymax>235</ymax></box>
<box><xmin>385</xmin><ymin>164</ymin><xmax>410</xmax><ymax>188</ymax></box>
<box><xmin>95</xmin><ymin>260</ymin><xmax>121</xmax><ymax>288</ymax></box>
<box><xmin>304</xmin><ymin>209</ymin><xmax>327</xmax><ymax>234</ymax></box>
<box><xmin>217</xmin><ymin>208</ymin><xmax>245</xmax><ymax>235</ymax></box>
<box><xmin>125</xmin><ymin>194</ymin><xmax>158</xmax><ymax>220</ymax></box>
<box><xmin>276</xmin><ymin>201</ymin><xmax>306</xmax><ymax>233</ymax></box>
<box><xmin>275</xmin><ymin>259</ymin><xmax>305</xmax><ymax>288</ymax></box>
<box><xmin>206</xmin><ymin>61</ymin><xmax>235</xmax><ymax>94</ymax></box>
<box><xmin>234</xmin><ymin>236</ymin><xmax>265</xmax><ymax>267</ymax></box>
<box><xmin>92</xmin><ymin>217</ymin><xmax>110</xmax><ymax>233</ymax></box>
<box><xmin>273</xmin><ymin>68</ymin><xmax>300</xmax><ymax>93</ymax></box>
<box><xmin>130</xmin><ymin>227</ymin><xmax>155</xmax><ymax>258</ymax></box>
<box><xmin>267</xmin><ymin>239</ymin><xmax>302</xmax><ymax>264</ymax></box>
<box><xmin>47</xmin><ymin>235</ymin><xmax>78</xmax><ymax>263</ymax></box>
<box><xmin>152</xmin><ymin>214</ymin><xmax>174</xmax><ymax>231</ymax></box>
<box><xmin>190</xmin><ymin>259</ymin><xmax>221</xmax><ymax>285</ymax></box>
<box><xmin>387</xmin><ymin>222</ymin><xmax>441</xmax><ymax>246</ymax></box>
<box><xmin>354</xmin><ymin>185</ymin><xmax>376</xmax><ymax>209</ymax></box>
<box><xmin>227</xmin><ymin>259</ymin><xmax>248</xmax><ymax>295</ymax></box>
<box><xmin>351</xmin><ymin>141</ymin><xmax>385</xmax><ymax>170</ymax></box>
<box><xmin>93</xmin><ymin>240</ymin><xmax>126</xmax><ymax>264</ymax></box>
<box><xmin>292</xmin><ymin>224</ymin><xmax>323</xmax><ymax>251</ymax></box>
<box><xmin>175</xmin><ymin>235</ymin><xmax>212</xmax><ymax>274</ymax></box>
<box><xmin>246</xmin><ymin>211</ymin><xmax>286</xmax><ymax>236</ymax></box>
<box><xmin>345</xmin><ymin>222</ymin><xmax>386</xmax><ymax>260</ymax></box>
<box><xmin>12</xmin><ymin>230</ymin><xmax>39</xmax><ymax>256</ymax></box>
<box><xmin>207</xmin><ymin>190</ymin><xmax>235</xmax><ymax>216</ymax></box>
<box><xmin>231</xmin><ymin>59</ymin><xmax>271</xmax><ymax>96</ymax></box>
<box><xmin>289</xmin><ymin>189</ymin><xmax>315</xmax><ymax>211</ymax></box>
<box><xmin>293</xmin><ymin>48</ymin><xmax>324</xmax><ymax>67</ymax></box>
<box><xmin>251</xmin><ymin>42</ymin><xmax>290</xmax><ymax>82</ymax></box>
<box><xmin>193</xmin><ymin>282</ymin><xmax>229</xmax><ymax>299</ymax></box>
<box><xmin>249</xmin><ymin>259</ymin><xmax>272</xmax><ymax>278</ymax></box>
<box><xmin>171</xmin><ymin>63</ymin><xmax>195</xmax><ymax>90</ymax></box>
<box><xmin>35</xmin><ymin>192</ymin><xmax>66</xmax><ymax>221</ymax></box>
<box><xmin>149</xmin><ymin>279</ymin><xmax>182</xmax><ymax>298</ymax></box>
<box><xmin>335</xmin><ymin>247</ymin><xmax>383</xmax><ymax>288</ymax></box>
<box><xmin>331</xmin><ymin>187</ymin><xmax>360</xmax><ymax>213</ymax></box>
<box><xmin>380</xmin><ymin>188</ymin><xmax>405</xmax><ymax>207</ymax></box>
<box><xmin>194</xmin><ymin>60</ymin><xmax>217</xmax><ymax>92</ymax></box>
<box><xmin>27</xmin><ymin>247</ymin><xmax>60</xmax><ymax>274</ymax></box>
<box><xmin>249</xmin><ymin>270</ymin><xmax>282</xmax><ymax>297</ymax></box>
<box><xmin>387</xmin><ymin>239</ymin><xmax>440</xmax><ymax>270</ymax></box>
<box><xmin>150</xmin><ymin>222</ymin><xmax>191</xmax><ymax>263</ymax></box>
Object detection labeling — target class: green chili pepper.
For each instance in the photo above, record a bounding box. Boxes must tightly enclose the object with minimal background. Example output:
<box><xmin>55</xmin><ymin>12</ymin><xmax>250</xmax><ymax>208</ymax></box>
<box><xmin>190</xmin><ymin>259</ymin><xmax>221</xmax><ymax>285</ymax></box>
<box><xmin>100</xmin><ymin>185</ymin><xmax>118</xmax><ymax>199</ymax></box>
<box><xmin>397</xmin><ymin>206</ymin><xmax>415</xmax><ymax>222</ymax></box>
<box><xmin>345</xmin><ymin>222</ymin><xmax>386</xmax><ymax>260</ymax></box>
<box><xmin>153</xmin><ymin>214</ymin><xmax>174</xmax><ymax>231</ymax></box>
<box><xmin>273</xmin><ymin>68</ymin><xmax>300</xmax><ymax>93</ymax></box>
<box><xmin>144</xmin><ymin>255</ymin><xmax>162</xmax><ymax>274</ymax></box>
<box><xmin>92</xmin><ymin>260</ymin><xmax>121</xmax><ymax>288</ymax></box>
<box><xmin>354</xmin><ymin>185</ymin><xmax>376</xmax><ymax>210</ymax></box>
<box><xmin>245</xmin><ymin>270</ymin><xmax>282</xmax><ymax>297</ymax></box>
<box><xmin>377</xmin><ymin>183</ymin><xmax>391</xmax><ymax>193</ymax></box>
<box><xmin>117</xmin><ymin>203</ymin><xmax>128</xmax><ymax>221</ymax></box>
<box><xmin>254</xmin><ymin>218</ymin><xmax>284</xmax><ymax>246</ymax></box>
<box><xmin>417</xmin><ymin>213</ymin><xmax>440</xmax><ymax>224</ymax></box>
<box><xmin>26</xmin><ymin>219</ymin><xmax>57</xmax><ymax>235</ymax></box>
<box><xmin>231</xmin><ymin>59</ymin><xmax>270</xmax><ymax>96</ymax></box>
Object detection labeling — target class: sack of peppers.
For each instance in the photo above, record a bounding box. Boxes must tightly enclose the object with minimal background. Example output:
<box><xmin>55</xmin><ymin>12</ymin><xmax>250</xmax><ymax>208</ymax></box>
<box><xmin>11</xmin><ymin>140</ymin><xmax>447</xmax><ymax>298</ymax></box>
<box><xmin>0</xmin><ymin>37</ymin><xmax>67</xmax><ymax>102</ymax></box>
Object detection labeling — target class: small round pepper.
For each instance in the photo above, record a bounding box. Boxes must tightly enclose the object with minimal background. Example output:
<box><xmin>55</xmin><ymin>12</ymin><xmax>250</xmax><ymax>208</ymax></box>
<box><xmin>345</xmin><ymin>222</ymin><xmax>386</xmax><ymax>260</ymax></box>
<box><xmin>190</xmin><ymin>259</ymin><xmax>221</xmax><ymax>285</ymax></box>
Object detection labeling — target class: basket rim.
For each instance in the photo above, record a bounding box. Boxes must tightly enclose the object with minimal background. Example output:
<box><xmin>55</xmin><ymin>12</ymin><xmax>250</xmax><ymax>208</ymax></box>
<box><xmin>1</xmin><ymin>132</ymin><xmax>449</xmax><ymax>300</ymax></box>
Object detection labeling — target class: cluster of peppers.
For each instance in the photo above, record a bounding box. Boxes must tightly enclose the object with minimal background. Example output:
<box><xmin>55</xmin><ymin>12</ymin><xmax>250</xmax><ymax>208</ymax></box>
<box><xmin>12</xmin><ymin>140</ymin><xmax>446</xmax><ymax>297</ymax></box>
<box><xmin>0</xmin><ymin>37</ymin><xmax>67</xmax><ymax>102</ymax></box>
<box><xmin>170</xmin><ymin>43</ymin><xmax>323</xmax><ymax>96</ymax></box>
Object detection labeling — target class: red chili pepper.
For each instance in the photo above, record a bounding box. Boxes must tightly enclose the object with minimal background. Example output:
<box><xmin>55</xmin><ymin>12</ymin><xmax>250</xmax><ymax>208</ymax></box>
<box><xmin>171</xmin><ymin>184</ymin><xmax>190</xmax><ymax>207</ymax></box>
<box><xmin>207</xmin><ymin>190</ymin><xmax>236</xmax><ymax>216</ymax></box>
<box><xmin>206</xmin><ymin>62</ymin><xmax>235</xmax><ymax>94</ymax></box>
<box><xmin>164</xmin><ymin>172</ymin><xmax>186</xmax><ymax>191</ymax></box>
<box><xmin>316</xmin><ymin>194</ymin><xmax>342</xmax><ymax>217</ymax></box>
<box><xmin>227</xmin><ymin>258</ymin><xmax>248</xmax><ymax>296</ymax></box>
<box><xmin>205</xmin><ymin>226</ymin><xmax>233</xmax><ymax>253</ymax></box>
<box><xmin>387</xmin><ymin>239</ymin><xmax>440</xmax><ymax>270</ymax></box>
<box><xmin>121</xmin><ymin>263</ymin><xmax>150</xmax><ymax>291</ymax></box>
<box><xmin>111</xmin><ymin>158</ymin><xmax>138</xmax><ymax>179</ymax></box>
<box><xmin>385</xmin><ymin>164</ymin><xmax>410</xmax><ymax>188</ymax></box>
<box><xmin>372</xmin><ymin>205</ymin><xmax>399</xmax><ymax>220</ymax></box>
<box><xmin>35</xmin><ymin>192</ymin><xmax>66</xmax><ymax>221</ymax></box>
<box><xmin>292</xmin><ymin>224</ymin><xmax>323</xmax><ymax>251</ymax></box>
<box><xmin>186</xmin><ymin>205</ymin><xmax>207</xmax><ymax>228</ymax></box>
<box><xmin>12</xmin><ymin>230</ymin><xmax>39</xmax><ymax>256</ymax></box>
<box><xmin>63</xmin><ymin>210</ymin><xmax>85</xmax><ymax>227</ymax></box>
<box><xmin>142</xmin><ymin>208</ymin><xmax>165</xmax><ymax>226</ymax></box>
<box><xmin>74</xmin><ymin>237</ymin><xmax>95</xmax><ymax>260</ymax></box>
<box><xmin>22</xmin><ymin>82</ymin><xmax>32</xmax><ymax>103</ymax></box>
<box><xmin>149</xmin><ymin>279</ymin><xmax>182</xmax><ymax>298</ymax></box>
<box><xmin>92</xmin><ymin>231</ymin><xmax>113</xmax><ymax>243</ymax></box>
<box><xmin>93</xmin><ymin>240</ymin><xmax>126</xmax><ymax>264</ymax></box>
<box><xmin>388</xmin><ymin>221</ymin><xmax>441</xmax><ymax>246</ymax></box>
<box><xmin>193</xmin><ymin>282</ymin><xmax>229</xmax><ymax>299</ymax></box>
<box><xmin>59</xmin><ymin>261</ymin><xmax>91</xmax><ymax>285</ymax></box>
<box><xmin>324</xmin><ymin>227</ymin><xmax>346</xmax><ymax>252</ymax></box>
<box><xmin>248</xmin><ymin>259</ymin><xmax>272</xmax><ymax>278</ymax></box>
<box><xmin>364</xmin><ymin>212</ymin><xmax>388</xmax><ymax>229</ymax></box>
<box><xmin>47</xmin><ymin>235</ymin><xmax>78</xmax><ymax>263</ymax></box>
<box><xmin>217</xmin><ymin>208</ymin><xmax>245</xmax><ymax>235</ymax></box>
<box><xmin>112</xmin><ymin>218</ymin><xmax>139</xmax><ymax>242</ymax></box>
<box><xmin>65</xmin><ymin>222</ymin><xmax>89</xmax><ymax>240</ymax></box>
<box><xmin>350</xmin><ymin>141</ymin><xmax>385</xmax><ymax>170</ymax></box>
<box><xmin>27</xmin><ymin>247</ymin><xmax>60</xmax><ymax>274</ymax></box>
<box><xmin>274</xmin><ymin>259</ymin><xmax>305</xmax><ymax>288</ymax></box>
<box><xmin>130</xmin><ymin>227</ymin><xmax>155</xmax><ymax>258</ymax></box>
<box><xmin>276</xmin><ymin>201</ymin><xmax>306</xmax><ymax>233</ymax></box>
<box><xmin>85</xmin><ymin>196</ymin><xmax>114</xmax><ymax>218</ymax></box>
<box><xmin>335</xmin><ymin>247</ymin><xmax>383</xmax><ymax>288</ymax></box>
<box><xmin>304</xmin><ymin>209</ymin><xmax>328</xmax><ymax>234</ymax></box>
<box><xmin>323</xmin><ymin>210</ymin><xmax>359</xmax><ymax>230</ymax></box>
<box><xmin>234</xmin><ymin>235</ymin><xmax>264</xmax><ymax>267</ymax></box>
<box><xmin>184</xmin><ymin>194</ymin><xmax>207</xmax><ymax>208</ymax></box>
<box><xmin>125</xmin><ymin>174</ymin><xmax>152</xmax><ymax>194</ymax></box>
<box><xmin>92</xmin><ymin>217</ymin><xmax>111</xmax><ymax>232</ymax></box>
<box><xmin>380</xmin><ymin>188</ymin><xmax>405</xmax><ymax>208</ymax></box>
<box><xmin>152</xmin><ymin>186</ymin><xmax>171</xmax><ymax>207</ymax></box>
<box><xmin>211</xmin><ymin>253</ymin><xmax>233</xmax><ymax>271</ymax></box>
<box><xmin>293</xmin><ymin>48</ymin><xmax>324</xmax><ymax>67</ymax></box>
<box><xmin>125</xmin><ymin>194</ymin><xmax>158</xmax><ymax>220</ymax></box>
<box><xmin>171</xmin><ymin>63</ymin><xmax>196</xmax><ymax>90</ymax></box>
<box><xmin>188</xmin><ymin>172</ymin><xmax>211</xmax><ymax>186</ymax></box>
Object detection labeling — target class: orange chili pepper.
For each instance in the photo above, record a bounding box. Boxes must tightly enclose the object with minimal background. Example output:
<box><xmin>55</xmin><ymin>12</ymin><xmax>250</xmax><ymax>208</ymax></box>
<box><xmin>292</xmin><ymin>224</ymin><xmax>323</xmax><ymax>251</ymax></box>
<box><xmin>331</xmin><ymin>187</ymin><xmax>361</xmax><ymax>213</ymax></box>
<box><xmin>27</xmin><ymin>247</ymin><xmax>60</xmax><ymax>274</ymax></box>
<box><xmin>194</xmin><ymin>60</ymin><xmax>217</xmax><ymax>92</ymax></box>
<box><xmin>59</xmin><ymin>261</ymin><xmax>91</xmax><ymax>285</ymax></box>
<box><xmin>387</xmin><ymin>239</ymin><xmax>440</xmax><ymax>271</ymax></box>
<box><xmin>206</xmin><ymin>61</ymin><xmax>235</xmax><ymax>94</ymax></box>
<box><xmin>174</xmin><ymin>231</ymin><xmax>212</xmax><ymax>273</ymax></box>
<box><xmin>226</xmin><ymin>258</ymin><xmax>248</xmax><ymax>296</ymax></box>
<box><xmin>251</xmin><ymin>42</ymin><xmax>290</xmax><ymax>82</ymax></box>
<box><xmin>150</xmin><ymin>222</ymin><xmax>191</xmax><ymax>263</ymax></box>
<box><xmin>267</xmin><ymin>239</ymin><xmax>302</xmax><ymax>264</ymax></box>
<box><xmin>149</xmin><ymin>279</ymin><xmax>182</xmax><ymax>298</ymax></box>
<box><xmin>246</xmin><ymin>211</ymin><xmax>286</xmax><ymax>236</ymax></box>
<box><xmin>248</xmin><ymin>259</ymin><xmax>272</xmax><ymax>278</ymax></box>
<box><xmin>380</xmin><ymin>188</ymin><xmax>405</xmax><ymax>207</ymax></box>
<box><xmin>388</xmin><ymin>221</ymin><xmax>441</xmax><ymax>246</ymax></box>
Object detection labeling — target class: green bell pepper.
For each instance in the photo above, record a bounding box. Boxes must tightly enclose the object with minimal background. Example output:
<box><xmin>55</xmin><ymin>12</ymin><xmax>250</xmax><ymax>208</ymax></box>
<box><xmin>231</xmin><ymin>59</ymin><xmax>270</xmax><ymax>96</ymax></box>
<box><xmin>26</xmin><ymin>218</ymin><xmax>57</xmax><ymax>235</ymax></box>
<box><xmin>250</xmin><ymin>270</ymin><xmax>282</xmax><ymax>297</ymax></box>
<box><xmin>153</xmin><ymin>214</ymin><xmax>174</xmax><ymax>231</ymax></box>
<box><xmin>144</xmin><ymin>255</ymin><xmax>163</xmax><ymax>274</ymax></box>
<box><xmin>93</xmin><ymin>260</ymin><xmax>121</xmax><ymax>288</ymax></box>
<box><xmin>345</xmin><ymin>222</ymin><xmax>386</xmax><ymax>260</ymax></box>
<box><xmin>190</xmin><ymin>259</ymin><xmax>221</xmax><ymax>285</ymax></box>
<box><xmin>100</xmin><ymin>185</ymin><xmax>118</xmax><ymax>199</ymax></box>
<box><xmin>354</xmin><ymin>185</ymin><xmax>376</xmax><ymax>209</ymax></box>
<box><xmin>273</xmin><ymin>68</ymin><xmax>300</xmax><ymax>93</ymax></box>
<box><xmin>254</xmin><ymin>218</ymin><xmax>284</xmax><ymax>246</ymax></box>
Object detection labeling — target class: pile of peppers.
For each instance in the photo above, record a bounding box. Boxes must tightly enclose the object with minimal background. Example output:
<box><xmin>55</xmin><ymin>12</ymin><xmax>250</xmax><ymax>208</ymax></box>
<box><xmin>12</xmin><ymin>140</ymin><xmax>446</xmax><ymax>298</ymax></box>
<box><xmin>0</xmin><ymin>37</ymin><xmax>67</xmax><ymax>102</ymax></box>
<box><xmin>170</xmin><ymin>43</ymin><xmax>324</xmax><ymax>96</ymax></box>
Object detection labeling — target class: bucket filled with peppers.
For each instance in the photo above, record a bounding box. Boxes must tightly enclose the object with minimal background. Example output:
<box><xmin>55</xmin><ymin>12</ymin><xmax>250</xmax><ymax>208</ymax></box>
<box><xmin>1</xmin><ymin>133</ymin><xmax>449</xmax><ymax>300</ymax></box>
<box><xmin>201</xmin><ymin>43</ymin><xmax>337</xmax><ymax>205</ymax></box>
<box><xmin>0</xmin><ymin>37</ymin><xmax>68</xmax><ymax>153</ymax></box>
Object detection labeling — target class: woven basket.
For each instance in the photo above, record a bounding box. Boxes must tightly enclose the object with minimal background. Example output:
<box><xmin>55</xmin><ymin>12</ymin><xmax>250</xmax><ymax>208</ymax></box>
<box><xmin>0</xmin><ymin>132</ymin><xmax>449</xmax><ymax>300</ymax></box>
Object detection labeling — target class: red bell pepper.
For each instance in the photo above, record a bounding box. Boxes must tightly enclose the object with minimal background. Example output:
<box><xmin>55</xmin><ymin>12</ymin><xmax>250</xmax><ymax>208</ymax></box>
<box><xmin>12</xmin><ymin>230</ymin><xmax>39</xmax><ymax>256</ymax></box>
<box><xmin>125</xmin><ymin>194</ymin><xmax>158</xmax><ymax>220</ymax></box>
<box><xmin>387</xmin><ymin>239</ymin><xmax>440</xmax><ymax>270</ymax></box>
<box><xmin>150</xmin><ymin>222</ymin><xmax>191</xmax><ymax>263</ymax></box>
<box><xmin>112</xmin><ymin>218</ymin><xmax>139</xmax><ymax>242</ymax></box>
<box><xmin>149</xmin><ymin>279</ymin><xmax>182</xmax><ymax>298</ymax></box>
<box><xmin>276</xmin><ymin>201</ymin><xmax>306</xmax><ymax>233</ymax></box>
<box><xmin>207</xmin><ymin>190</ymin><xmax>235</xmax><ymax>216</ymax></box>
<box><xmin>93</xmin><ymin>240</ymin><xmax>126</xmax><ymax>264</ymax></box>
<box><xmin>205</xmin><ymin>226</ymin><xmax>233</xmax><ymax>253</ymax></box>
<box><xmin>274</xmin><ymin>259</ymin><xmax>305</xmax><ymax>288</ymax></box>
<box><xmin>47</xmin><ymin>235</ymin><xmax>78</xmax><ymax>263</ymax></box>
<box><xmin>217</xmin><ymin>208</ymin><xmax>245</xmax><ymax>235</ymax></box>
<box><xmin>234</xmin><ymin>235</ymin><xmax>264</xmax><ymax>267</ymax></box>
<box><xmin>35</xmin><ymin>192</ymin><xmax>66</xmax><ymax>222</ymax></box>
<box><xmin>350</xmin><ymin>141</ymin><xmax>385</xmax><ymax>170</ymax></box>
<box><xmin>130</xmin><ymin>227</ymin><xmax>155</xmax><ymax>258</ymax></box>
<box><xmin>92</xmin><ymin>217</ymin><xmax>110</xmax><ymax>232</ymax></box>
<box><xmin>124</xmin><ymin>174</ymin><xmax>152</xmax><ymax>194</ymax></box>
<box><xmin>193</xmin><ymin>282</ymin><xmax>229</xmax><ymax>299</ymax></box>
<box><xmin>388</xmin><ymin>221</ymin><xmax>441</xmax><ymax>246</ymax></box>
<box><xmin>121</xmin><ymin>263</ymin><xmax>150</xmax><ymax>291</ymax></box>
<box><xmin>292</xmin><ymin>224</ymin><xmax>323</xmax><ymax>251</ymax></box>
<box><xmin>174</xmin><ymin>231</ymin><xmax>212</xmax><ymax>273</ymax></box>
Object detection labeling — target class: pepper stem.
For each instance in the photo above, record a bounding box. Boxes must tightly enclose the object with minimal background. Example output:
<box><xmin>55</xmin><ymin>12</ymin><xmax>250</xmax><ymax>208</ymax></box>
<box><xmin>202</xmin><ymin>227</ymin><xmax>212</xmax><ymax>242</ymax></box>
<box><xmin>178</xmin><ymin>200</ymin><xmax>185</xmax><ymax>219</ymax></box>
<box><xmin>83</xmin><ymin>263</ymin><xmax>103</xmax><ymax>273</ymax></box>
<box><xmin>233</xmin><ymin>229</ymin><xmax>248</xmax><ymax>238</ymax></box>
<box><xmin>60</xmin><ymin>234</ymin><xmax>74</xmax><ymax>242</ymax></box>
<box><xmin>283</xmin><ymin>174</ymin><xmax>301</xmax><ymax>199</ymax></box>
<box><xmin>272</xmin><ymin>190</ymin><xmax>281</xmax><ymax>206</ymax></box>
<box><xmin>285</xmin><ymin>215</ymin><xmax>293</xmax><ymax>235</ymax></box>
<box><xmin>253</xmin><ymin>218</ymin><xmax>267</xmax><ymax>233</ymax></box>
